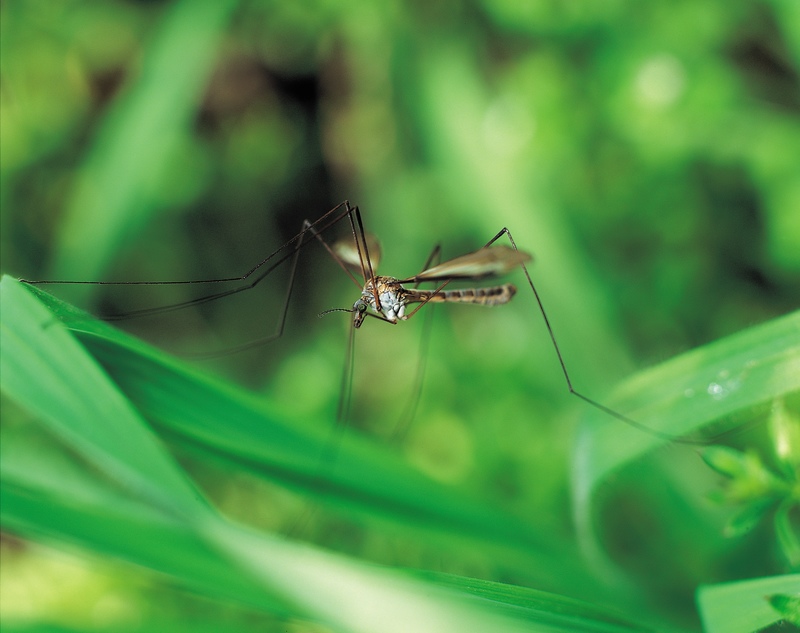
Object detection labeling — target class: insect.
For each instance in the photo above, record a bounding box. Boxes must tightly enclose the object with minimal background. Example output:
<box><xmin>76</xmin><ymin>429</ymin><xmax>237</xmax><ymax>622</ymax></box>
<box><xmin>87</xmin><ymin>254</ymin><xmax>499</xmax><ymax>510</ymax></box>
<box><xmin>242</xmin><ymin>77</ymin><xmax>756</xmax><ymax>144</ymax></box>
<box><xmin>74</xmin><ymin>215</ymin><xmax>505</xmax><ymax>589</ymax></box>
<box><xmin>19</xmin><ymin>200</ymin><xmax>707</xmax><ymax>446</ymax></box>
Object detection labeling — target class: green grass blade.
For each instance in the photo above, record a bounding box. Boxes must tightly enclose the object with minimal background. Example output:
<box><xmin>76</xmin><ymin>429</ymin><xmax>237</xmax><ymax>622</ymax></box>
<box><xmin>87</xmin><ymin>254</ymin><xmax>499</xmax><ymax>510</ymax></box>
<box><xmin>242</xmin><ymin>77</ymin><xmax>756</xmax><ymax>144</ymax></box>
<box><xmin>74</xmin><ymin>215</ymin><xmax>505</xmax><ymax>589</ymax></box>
<box><xmin>206</xmin><ymin>521</ymin><xmax>658</xmax><ymax>633</ymax></box>
<box><xmin>410</xmin><ymin>572</ymin><xmax>669</xmax><ymax>633</ymax></box>
<box><xmin>50</xmin><ymin>0</ymin><xmax>239</xmax><ymax>284</ymax></box>
<box><xmin>697</xmin><ymin>574</ymin><xmax>800</xmax><ymax>633</ymax></box>
<box><xmin>1</xmin><ymin>400</ymin><xmax>656</xmax><ymax>632</ymax></box>
<box><xmin>0</xmin><ymin>276</ymin><xmax>205</xmax><ymax>517</ymax></box>
<box><xmin>6</xmin><ymin>277</ymin><xmax>587</xmax><ymax>586</ymax></box>
<box><xmin>0</xmin><ymin>446</ymin><xmax>289</xmax><ymax>615</ymax></box>
<box><xmin>573</xmin><ymin>310</ymin><xmax>800</xmax><ymax>553</ymax></box>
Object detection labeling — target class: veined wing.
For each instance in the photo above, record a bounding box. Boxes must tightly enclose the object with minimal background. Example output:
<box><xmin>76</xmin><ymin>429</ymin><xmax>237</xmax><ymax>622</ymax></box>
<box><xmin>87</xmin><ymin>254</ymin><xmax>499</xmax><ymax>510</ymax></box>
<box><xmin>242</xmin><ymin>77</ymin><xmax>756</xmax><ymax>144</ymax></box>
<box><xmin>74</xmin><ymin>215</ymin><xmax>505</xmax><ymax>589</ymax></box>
<box><xmin>407</xmin><ymin>245</ymin><xmax>531</xmax><ymax>282</ymax></box>
<box><xmin>333</xmin><ymin>233</ymin><xmax>382</xmax><ymax>273</ymax></box>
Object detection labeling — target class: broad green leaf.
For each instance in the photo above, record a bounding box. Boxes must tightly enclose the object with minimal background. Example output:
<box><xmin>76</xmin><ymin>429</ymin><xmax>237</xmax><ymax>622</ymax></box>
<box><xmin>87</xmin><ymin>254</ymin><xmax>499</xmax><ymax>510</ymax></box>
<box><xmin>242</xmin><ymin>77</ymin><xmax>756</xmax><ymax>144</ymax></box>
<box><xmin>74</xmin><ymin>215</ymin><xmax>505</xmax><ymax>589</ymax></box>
<box><xmin>776</xmin><ymin>499</ymin><xmax>800</xmax><ymax>567</ymax></box>
<box><xmin>410</xmin><ymin>571</ymin><xmax>658</xmax><ymax>632</ymax></box>
<box><xmin>1</xmin><ymin>402</ymin><xmax>657</xmax><ymax>633</ymax></box>
<box><xmin>0</xmin><ymin>275</ymin><xmax>205</xmax><ymax>518</ymax></box>
<box><xmin>767</xmin><ymin>593</ymin><xmax>800</xmax><ymax>626</ymax></box>
<box><xmin>6</xmin><ymin>276</ymin><xmax>591</xmax><ymax>591</ymax></box>
<box><xmin>573</xmin><ymin>311</ymin><xmax>800</xmax><ymax>555</ymax></box>
<box><xmin>697</xmin><ymin>574</ymin><xmax>800</xmax><ymax>633</ymax></box>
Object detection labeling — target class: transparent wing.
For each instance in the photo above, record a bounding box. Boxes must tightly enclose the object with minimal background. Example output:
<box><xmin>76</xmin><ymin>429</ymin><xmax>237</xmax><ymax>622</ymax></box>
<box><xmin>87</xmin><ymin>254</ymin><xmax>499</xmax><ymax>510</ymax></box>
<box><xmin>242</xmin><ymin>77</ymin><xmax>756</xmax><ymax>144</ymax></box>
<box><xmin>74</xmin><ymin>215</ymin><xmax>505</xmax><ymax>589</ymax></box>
<box><xmin>333</xmin><ymin>233</ymin><xmax>382</xmax><ymax>273</ymax></box>
<box><xmin>409</xmin><ymin>245</ymin><xmax>531</xmax><ymax>281</ymax></box>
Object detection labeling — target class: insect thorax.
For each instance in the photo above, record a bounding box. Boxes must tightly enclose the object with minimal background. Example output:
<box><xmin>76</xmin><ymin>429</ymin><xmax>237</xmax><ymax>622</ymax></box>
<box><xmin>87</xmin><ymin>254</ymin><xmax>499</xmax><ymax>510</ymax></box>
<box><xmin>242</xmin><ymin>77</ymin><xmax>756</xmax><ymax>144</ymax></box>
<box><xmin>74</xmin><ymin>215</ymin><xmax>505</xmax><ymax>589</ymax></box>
<box><xmin>360</xmin><ymin>276</ymin><xmax>408</xmax><ymax>322</ymax></box>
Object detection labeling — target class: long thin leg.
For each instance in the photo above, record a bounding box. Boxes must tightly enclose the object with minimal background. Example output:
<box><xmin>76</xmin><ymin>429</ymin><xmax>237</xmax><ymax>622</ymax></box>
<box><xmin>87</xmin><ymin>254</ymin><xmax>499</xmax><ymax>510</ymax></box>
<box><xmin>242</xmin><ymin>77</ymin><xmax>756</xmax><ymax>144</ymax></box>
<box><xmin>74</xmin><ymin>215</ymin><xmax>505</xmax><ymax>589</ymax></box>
<box><xmin>386</xmin><ymin>228</ymin><xmax>719</xmax><ymax>445</ymax></box>
<box><xmin>400</xmin><ymin>243</ymin><xmax>464</xmax><ymax>321</ymax></box>
<box><xmin>351</xmin><ymin>205</ymin><xmax>383</xmax><ymax>312</ymax></box>
<box><xmin>415</xmin><ymin>245</ymin><xmax>443</xmax><ymax>284</ymax></box>
<box><xmin>287</xmin><ymin>213</ymin><xmax>386</xmax><ymax>537</ymax></box>
<box><xmin>23</xmin><ymin>202</ymin><xmax>369</xmax><ymax>360</ymax></box>
<box><xmin>291</xmin><ymin>204</ymin><xmax>386</xmax><ymax>444</ymax></box>
<box><xmin>480</xmin><ymin>227</ymin><xmax>713</xmax><ymax>445</ymax></box>
<box><xmin>401</xmin><ymin>276</ymin><xmax>455</xmax><ymax>320</ymax></box>
<box><xmin>20</xmin><ymin>201</ymin><xmax>358</xmax><ymax>316</ymax></box>
<box><xmin>390</xmin><ymin>243</ymin><xmax>442</xmax><ymax>443</ymax></box>
<box><xmin>326</xmin><ymin>216</ymin><xmax>388</xmax><ymax>443</ymax></box>
<box><xmin>303</xmin><ymin>209</ymin><xmax>366</xmax><ymax>292</ymax></box>
<box><xmin>336</xmin><ymin>320</ymin><xmax>356</xmax><ymax>430</ymax></box>
<box><xmin>163</xmin><ymin>202</ymin><xmax>392</xmax><ymax>358</ymax></box>
<box><xmin>185</xmin><ymin>218</ymin><xmax>312</xmax><ymax>358</ymax></box>
<box><xmin>312</xmin><ymin>203</ymin><xmax>384</xmax><ymax>315</ymax></box>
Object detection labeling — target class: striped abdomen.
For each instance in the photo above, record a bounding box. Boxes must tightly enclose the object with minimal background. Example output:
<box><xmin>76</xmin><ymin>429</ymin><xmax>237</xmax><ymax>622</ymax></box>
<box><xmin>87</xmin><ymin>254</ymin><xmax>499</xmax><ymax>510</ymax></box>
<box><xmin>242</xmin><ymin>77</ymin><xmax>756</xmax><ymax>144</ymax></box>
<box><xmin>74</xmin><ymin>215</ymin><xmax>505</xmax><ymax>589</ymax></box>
<box><xmin>406</xmin><ymin>283</ymin><xmax>517</xmax><ymax>306</ymax></box>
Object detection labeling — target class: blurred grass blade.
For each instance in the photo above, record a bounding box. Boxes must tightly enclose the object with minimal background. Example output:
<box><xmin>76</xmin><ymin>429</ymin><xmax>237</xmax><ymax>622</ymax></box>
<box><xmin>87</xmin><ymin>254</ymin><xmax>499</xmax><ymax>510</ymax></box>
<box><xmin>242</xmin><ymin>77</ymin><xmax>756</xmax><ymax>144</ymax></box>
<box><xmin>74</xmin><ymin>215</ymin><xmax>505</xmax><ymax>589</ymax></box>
<box><xmin>0</xmin><ymin>441</ymin><xmax>291</xmax><ymax>615</ymax></box>
<box><xmin>1</xmin><ymin>393</ymin><xmax>656</xmax><ymax>632</ymax></box>
<box><xmin>411</xmin><ymin>571</ymin><xmax>661</xmax><ymax>633</ymax></box>
<box><xmin>697</xmin><ymin>574</ymin><xmax>800</xmax><ymax>633</ymax></box>
<box><xmin>209</xmin><ymin>522</ymin><xmax>658</xmax><ymax>633</ymax></box>
<box><xmin>0</xmin><ymin>275</ymin><xmax>206</xmax><ymax>517</ymax></box>
<box><xmin>776</xmin><ymin>498</ymin><xmax>800</xmax><ymax>567</ymax></box>
<box><xmin>573</xmin><ymin>311</ymin><xmax>800</xmax><ymax>551</ymax></box>
<box><xmin>1</xmin><ymin>420</ymin><xmax>486</xmax><ymax>630</ymax></box>
<box><xmin>766</xmin><ymin>593</ymin><xmax>800</xmax><ymax>626</ymax></box>
<box><xmin>1</xmin><ymin>476</ymin><xmax>649</xmax><ymax>633</ymax></box>
<box><xmin>51</xmin><ymin>0</ymin><xmax>239</xmax><ymax>286</ymax></box>
<box><xmin>9</xmin><ymin>277</ymin><xmax>592</xmax><ymax>588</ymax></box>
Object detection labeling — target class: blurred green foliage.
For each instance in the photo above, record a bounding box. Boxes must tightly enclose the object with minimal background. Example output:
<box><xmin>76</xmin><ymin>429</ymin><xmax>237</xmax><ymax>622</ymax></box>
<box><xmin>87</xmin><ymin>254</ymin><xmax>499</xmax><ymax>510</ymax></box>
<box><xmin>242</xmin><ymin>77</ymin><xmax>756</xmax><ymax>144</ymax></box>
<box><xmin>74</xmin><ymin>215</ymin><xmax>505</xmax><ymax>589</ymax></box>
<box><xmin>2</xmin><ymin>0</ymin><xmax>799</xmax><ymax>632</ymax></box>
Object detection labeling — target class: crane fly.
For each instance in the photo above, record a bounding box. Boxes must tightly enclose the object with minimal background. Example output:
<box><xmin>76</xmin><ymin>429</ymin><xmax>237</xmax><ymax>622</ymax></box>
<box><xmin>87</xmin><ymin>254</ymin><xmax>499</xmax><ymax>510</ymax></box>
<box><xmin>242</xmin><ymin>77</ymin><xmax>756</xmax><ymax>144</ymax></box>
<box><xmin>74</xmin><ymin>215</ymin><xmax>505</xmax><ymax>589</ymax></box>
<box><xmin>19</xmin><ymin>200</ymin><xmax>709</xmax><ymax>446</ymax></box>
<box><xmin>300</xmin><ymin>207</ymin><xmax>532</xmax><ymax>445</ymax></box>
<box><xmin>328</xmin><ymin>232</ymin><xmax>530</xmax><ymax>327</ymax></box>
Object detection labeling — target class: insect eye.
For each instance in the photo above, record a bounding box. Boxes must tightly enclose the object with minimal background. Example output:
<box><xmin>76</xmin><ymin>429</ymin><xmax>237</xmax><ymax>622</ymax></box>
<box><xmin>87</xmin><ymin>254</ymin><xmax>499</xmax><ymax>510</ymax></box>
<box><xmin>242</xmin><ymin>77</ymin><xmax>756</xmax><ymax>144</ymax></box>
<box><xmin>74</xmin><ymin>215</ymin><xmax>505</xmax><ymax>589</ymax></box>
<box><xmin>355</xmin><ymin>300</ymin><xmax>367</xmax><ymax>313</ymax></box>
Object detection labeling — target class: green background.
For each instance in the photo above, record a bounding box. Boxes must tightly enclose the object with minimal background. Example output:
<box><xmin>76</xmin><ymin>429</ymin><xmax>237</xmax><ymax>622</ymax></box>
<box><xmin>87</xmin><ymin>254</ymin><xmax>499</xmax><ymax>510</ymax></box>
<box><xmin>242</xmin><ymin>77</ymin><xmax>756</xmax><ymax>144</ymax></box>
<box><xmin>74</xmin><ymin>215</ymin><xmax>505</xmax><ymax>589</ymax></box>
<box><xmin>2</xmin><ymin>1</ymin><xmax>799</xmax><ymax>632</ymax></box>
